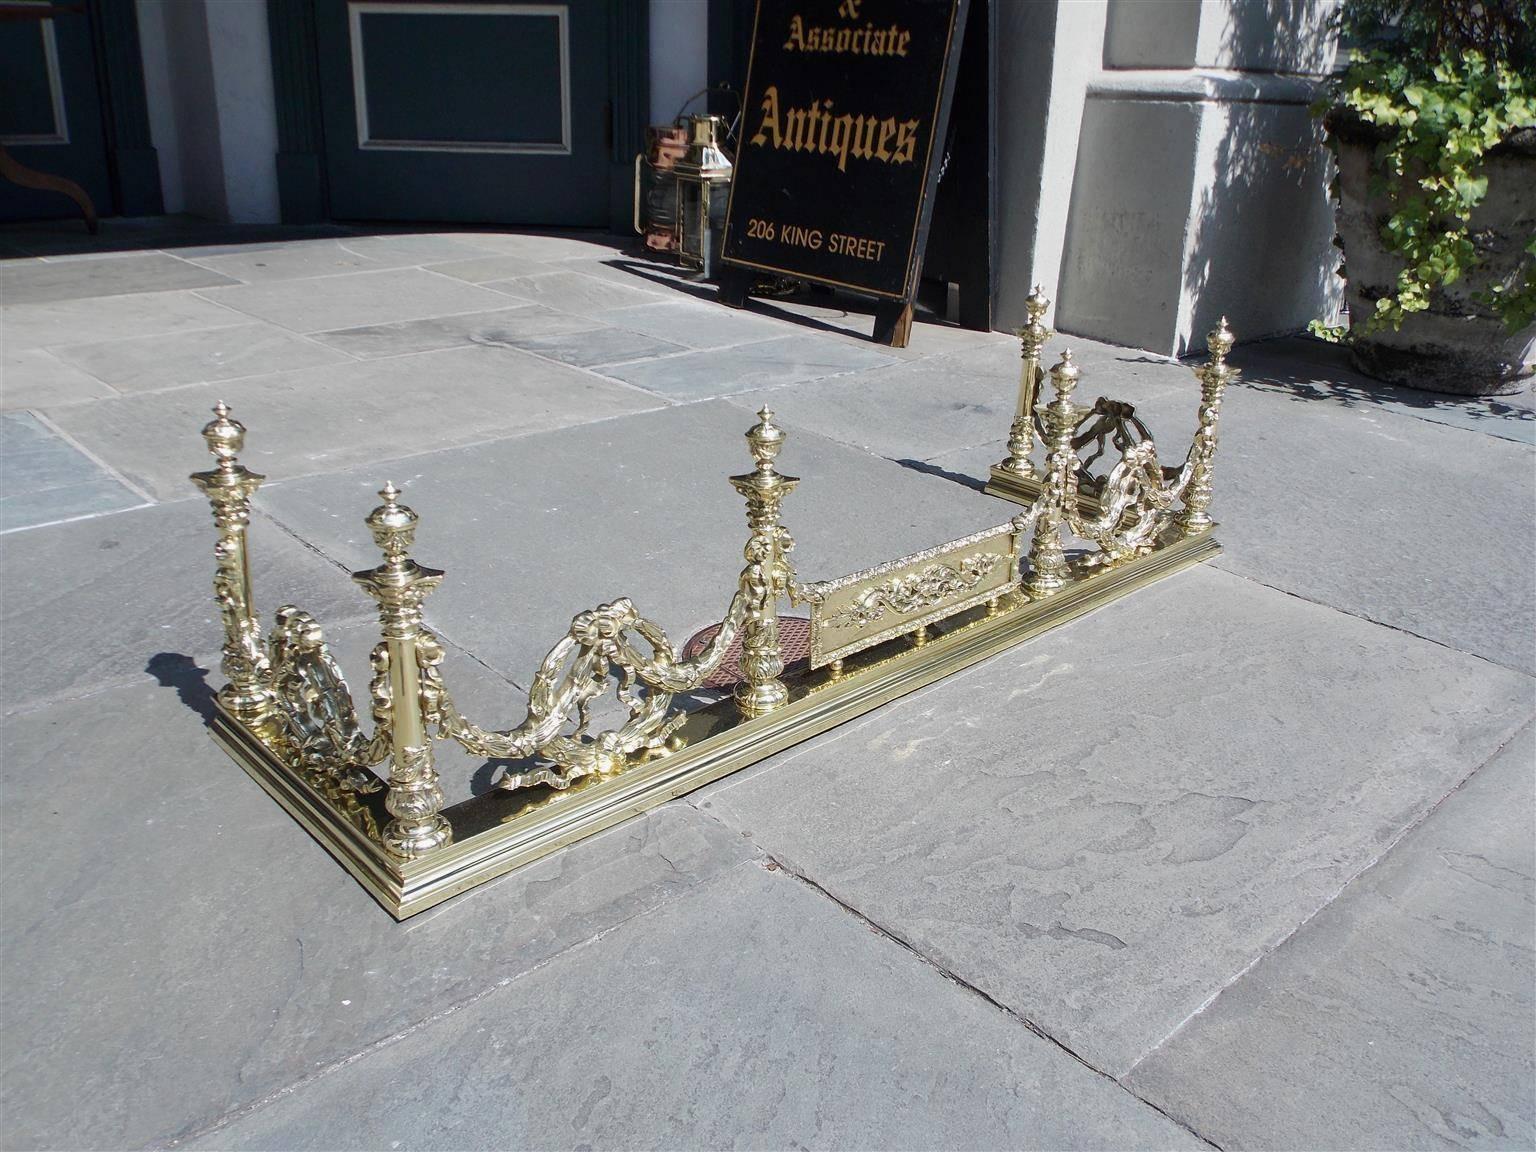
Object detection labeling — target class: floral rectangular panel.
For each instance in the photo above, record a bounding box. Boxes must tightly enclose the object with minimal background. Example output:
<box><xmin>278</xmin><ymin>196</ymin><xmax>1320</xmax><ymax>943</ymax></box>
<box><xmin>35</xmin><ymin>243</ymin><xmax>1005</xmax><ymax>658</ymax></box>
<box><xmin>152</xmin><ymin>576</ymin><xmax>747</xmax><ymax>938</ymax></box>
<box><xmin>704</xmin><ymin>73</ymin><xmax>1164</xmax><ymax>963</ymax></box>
<box><xmin>802</xmin><ymin>522</ymin><xmax>1020</xmax><ymax>668</ymax></box>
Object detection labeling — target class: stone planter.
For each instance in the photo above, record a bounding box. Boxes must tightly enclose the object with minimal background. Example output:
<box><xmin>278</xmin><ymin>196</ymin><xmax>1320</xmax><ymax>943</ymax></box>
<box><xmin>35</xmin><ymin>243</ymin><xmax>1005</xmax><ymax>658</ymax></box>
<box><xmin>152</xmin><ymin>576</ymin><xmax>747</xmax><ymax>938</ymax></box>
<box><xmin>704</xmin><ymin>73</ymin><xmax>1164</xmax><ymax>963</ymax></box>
<box><xmin>1327</xmin><ymin>113</ymin><xmax>1536</xmax><ymax>395</ymax></box>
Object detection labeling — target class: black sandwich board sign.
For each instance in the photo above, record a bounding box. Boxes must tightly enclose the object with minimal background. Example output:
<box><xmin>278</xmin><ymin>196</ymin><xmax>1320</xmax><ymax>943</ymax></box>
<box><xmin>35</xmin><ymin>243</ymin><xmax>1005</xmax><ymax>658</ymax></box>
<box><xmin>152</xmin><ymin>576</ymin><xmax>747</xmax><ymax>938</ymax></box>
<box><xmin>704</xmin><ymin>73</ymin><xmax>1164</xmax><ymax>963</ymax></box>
<box><xmin>718</xmin><ymin>0</ymin><xmax>969</xmax><ymax>347</ymax></box>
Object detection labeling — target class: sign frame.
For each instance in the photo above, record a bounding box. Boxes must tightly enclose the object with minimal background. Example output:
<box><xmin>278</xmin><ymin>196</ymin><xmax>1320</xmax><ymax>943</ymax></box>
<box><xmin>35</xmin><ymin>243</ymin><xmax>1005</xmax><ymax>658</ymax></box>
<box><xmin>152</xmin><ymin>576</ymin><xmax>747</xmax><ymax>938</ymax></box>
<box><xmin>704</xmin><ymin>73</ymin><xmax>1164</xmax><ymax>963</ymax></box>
<box><xmin>717</xmin><ymin>0</ymin><xmax>970</xmax><ymax>345</ymax></box>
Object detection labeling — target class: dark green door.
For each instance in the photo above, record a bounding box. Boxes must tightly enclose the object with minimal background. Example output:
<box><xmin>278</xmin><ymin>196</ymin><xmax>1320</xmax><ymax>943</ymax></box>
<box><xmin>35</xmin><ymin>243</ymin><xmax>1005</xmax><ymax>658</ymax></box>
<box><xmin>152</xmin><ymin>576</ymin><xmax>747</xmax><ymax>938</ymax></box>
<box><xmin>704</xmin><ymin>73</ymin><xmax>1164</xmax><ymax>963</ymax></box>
<box><xmin>314</xmin><ymin>0</ymin><xmax>612</xmax><ymax>225</ymax></box>
<box><xmin>0</xmin><ymin>3</ymin><xmax>112</xmax><ymax>222</ymax></box>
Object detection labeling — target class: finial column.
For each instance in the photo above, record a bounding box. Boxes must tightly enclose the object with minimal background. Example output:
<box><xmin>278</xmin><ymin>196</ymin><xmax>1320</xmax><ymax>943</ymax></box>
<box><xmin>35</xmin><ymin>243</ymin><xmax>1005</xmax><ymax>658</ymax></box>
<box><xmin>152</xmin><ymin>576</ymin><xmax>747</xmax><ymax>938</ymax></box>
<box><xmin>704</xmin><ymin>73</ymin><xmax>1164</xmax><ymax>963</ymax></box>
<box><xmin>353</xmin><ymin>483</ymin><xmax>451</xmax><ymax>859</ymax></box>
<box><xmin>729</xmin><ymin>408</ymin><xmax>800</xmax><ymax>719</ymax></box>
<box><xmin>996</xmin><ymin>286</ymin><xmax>1052</xmax><ymax>479</ymax></box>
<box><xmin>1024</xmin><ymin>352</ymin><xmax>1083</xmax><ymax>599</ymax></box>
<box><xmin>1175</xmin><ymin>317</ymin><xmax>1236</xmax><ymax>537</ymax></box>
<box><xmin>190</xmin><ymin>402</ymin><xmax>272</xmax><ymax>723</ymax></box>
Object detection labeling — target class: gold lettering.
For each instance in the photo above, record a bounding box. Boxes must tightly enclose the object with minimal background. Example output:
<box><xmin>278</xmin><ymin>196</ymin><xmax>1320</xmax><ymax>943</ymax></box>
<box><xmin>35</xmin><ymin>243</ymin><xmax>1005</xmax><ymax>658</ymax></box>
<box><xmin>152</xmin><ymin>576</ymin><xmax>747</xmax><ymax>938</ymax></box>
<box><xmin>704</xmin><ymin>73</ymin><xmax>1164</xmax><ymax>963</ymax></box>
<box><xmin>785</xmin><ymin>104</ymin><xmax>811</xmax><ymax>151</ymax></box>
<box><xmin>830</xmin><ymin>113</ymin><xmax>855</xmax><ymax>171</ymax></box>
<box><xmin>816</xmin><ymin>100</ymin><xmax>834</xmax><ymax>153</ymax></box>
<box><xmin>751</xmin><ymin>85</ymin><xmax>781</xmax><ymax>148</ymax></box>
<box><xmin>749</xmin><ymin>89</ymin><xmax>921</xmax><ymax>170</ymax></box>
<box><xmin>850</xmin><ymin>114</ymin><xmax>877</xmax><ymax>160</ymax></box>
<box><xmin>779</xmin><ymin>11</ymin><xmax>913</xmax><ymax>56</ymax></box>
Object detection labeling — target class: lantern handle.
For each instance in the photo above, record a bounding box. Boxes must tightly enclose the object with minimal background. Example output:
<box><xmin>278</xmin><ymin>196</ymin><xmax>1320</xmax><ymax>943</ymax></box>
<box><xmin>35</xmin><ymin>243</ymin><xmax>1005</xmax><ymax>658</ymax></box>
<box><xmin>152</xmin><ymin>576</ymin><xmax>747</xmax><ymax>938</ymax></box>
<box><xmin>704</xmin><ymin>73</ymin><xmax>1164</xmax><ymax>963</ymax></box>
<box><xmin>672</xmin><ymin>84</ymin><xmax>741</xmax><ymax>126</ymax></box>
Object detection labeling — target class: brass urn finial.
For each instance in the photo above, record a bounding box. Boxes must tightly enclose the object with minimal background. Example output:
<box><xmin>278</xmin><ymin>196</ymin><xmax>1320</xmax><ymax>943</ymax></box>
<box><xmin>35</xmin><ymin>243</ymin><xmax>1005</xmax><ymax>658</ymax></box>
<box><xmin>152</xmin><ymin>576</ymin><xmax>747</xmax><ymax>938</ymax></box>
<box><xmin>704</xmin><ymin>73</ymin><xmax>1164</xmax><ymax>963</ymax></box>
<box><xmin>201</xmin><ymin>400</ymin><xmax>245</xmax><ymax>468</ymax></box>
<box><xmin>367</xmin><ymin>481</ymin><xmax>419</xmax><ymax>564</ymax></box>
<box><xmin>1017</xmin><ymin>287</ymin><xmax>1052</xmax><ymax>361</ymax></box>
<box><xmin>1050</xmin><ymin>349</ymin><xmax>1081</xmax><ymax>397</ymax></box>
<box><xmin>1208</xmin><ymin>316</ymin><xmax>1235</xmax><ymax>362</ymax></box>
<box><xmin>747</xmin><ymin>406</ymin><xmax>786</xmax><ymax>473</ymax></box>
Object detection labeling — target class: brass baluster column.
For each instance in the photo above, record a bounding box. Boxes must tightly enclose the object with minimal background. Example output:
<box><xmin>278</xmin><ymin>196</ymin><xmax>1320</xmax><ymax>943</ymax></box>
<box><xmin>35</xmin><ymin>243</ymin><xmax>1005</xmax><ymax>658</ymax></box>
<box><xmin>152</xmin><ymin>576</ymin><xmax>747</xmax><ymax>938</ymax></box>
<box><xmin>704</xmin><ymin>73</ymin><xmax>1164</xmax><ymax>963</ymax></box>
<box><xmin>1174</xmin><ymin>317</ymin><xmax>1236</xmax><ymax>537</ymax></box>
<box><xmin>996</xmin><ymin>286</ymin><xmax>1052</xmax><ymax>479</ymax></box>
<box><xmin>353</xmin><ymin>483</ymin><xmax>451</xmax><ymax>859</ymax></box>
<box><xmin>730</xmin><ymin>408</ymin><xmax>799</xmax><ymax>718</ymax></box>
<box><xmin>1024</xmin><ymin>351</ymin><xmax>1083</xmax><ymax>599</ymax></box>
<box><xmin>190</xmin><ymin>402</ymin><xmax>272</xmax><ymax>723</ymax></box>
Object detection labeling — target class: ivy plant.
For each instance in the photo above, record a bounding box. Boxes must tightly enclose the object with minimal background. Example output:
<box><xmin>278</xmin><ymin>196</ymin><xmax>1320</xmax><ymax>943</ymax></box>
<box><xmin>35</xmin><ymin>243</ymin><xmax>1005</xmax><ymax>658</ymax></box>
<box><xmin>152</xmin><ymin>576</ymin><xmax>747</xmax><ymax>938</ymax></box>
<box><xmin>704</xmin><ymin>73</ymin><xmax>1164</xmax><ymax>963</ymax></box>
<box><xmin>1312</xmin><ymin>0</ymin><xmax>1536</xmax><ymax>341</ymax></box>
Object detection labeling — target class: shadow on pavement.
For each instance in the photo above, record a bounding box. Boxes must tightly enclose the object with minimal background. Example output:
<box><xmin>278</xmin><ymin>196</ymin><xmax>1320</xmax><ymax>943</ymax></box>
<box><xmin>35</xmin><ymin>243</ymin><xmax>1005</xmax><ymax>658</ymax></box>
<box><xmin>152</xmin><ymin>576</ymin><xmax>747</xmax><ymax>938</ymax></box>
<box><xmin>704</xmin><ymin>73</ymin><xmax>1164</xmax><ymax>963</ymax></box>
<box><xmin>146</xmin><ymin>652</ymin><xmax>218</xmax><ymax>723</ymax></box>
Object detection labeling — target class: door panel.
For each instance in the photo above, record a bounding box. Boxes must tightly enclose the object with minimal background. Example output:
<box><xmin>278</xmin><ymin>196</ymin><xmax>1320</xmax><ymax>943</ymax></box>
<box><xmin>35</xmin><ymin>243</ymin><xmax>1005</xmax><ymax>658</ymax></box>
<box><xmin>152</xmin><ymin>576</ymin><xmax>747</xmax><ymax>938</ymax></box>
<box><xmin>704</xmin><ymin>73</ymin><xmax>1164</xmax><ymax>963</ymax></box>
<box><xmin>315</xmin><ymin>0</ymin><xmax>611</xmax><ymax>224</ymax></box>
<box><xmin>0</xmin><ymin>4</ymin><xmax>112</xmax><ymax>222</ymax></box>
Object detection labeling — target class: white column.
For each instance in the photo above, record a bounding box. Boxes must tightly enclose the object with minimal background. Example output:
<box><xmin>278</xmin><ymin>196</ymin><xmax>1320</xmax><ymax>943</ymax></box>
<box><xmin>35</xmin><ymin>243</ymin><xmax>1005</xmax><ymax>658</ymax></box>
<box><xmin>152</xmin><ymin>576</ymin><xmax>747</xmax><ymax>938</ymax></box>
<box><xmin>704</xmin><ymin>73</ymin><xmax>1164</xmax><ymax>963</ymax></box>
<box><xmin>136</xmin><ymin>0</ymin><xmax>281</xmax><ymax>223</ymax></box>
<box><xmin>650</xmin><ymin>0</ymin><xmax>709</xmax><ymax>126</ymax></box>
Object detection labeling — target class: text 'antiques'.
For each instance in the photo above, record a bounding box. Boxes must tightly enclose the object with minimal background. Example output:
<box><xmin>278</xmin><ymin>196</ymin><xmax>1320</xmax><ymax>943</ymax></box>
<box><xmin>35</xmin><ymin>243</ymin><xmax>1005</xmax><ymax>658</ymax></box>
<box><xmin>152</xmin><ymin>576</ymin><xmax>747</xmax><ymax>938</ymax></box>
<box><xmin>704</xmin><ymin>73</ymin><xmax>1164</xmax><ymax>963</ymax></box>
<box><xmin>722</xmin><ymin>0</ymin><xmax>964</xmax><ymax>301</ymax></box>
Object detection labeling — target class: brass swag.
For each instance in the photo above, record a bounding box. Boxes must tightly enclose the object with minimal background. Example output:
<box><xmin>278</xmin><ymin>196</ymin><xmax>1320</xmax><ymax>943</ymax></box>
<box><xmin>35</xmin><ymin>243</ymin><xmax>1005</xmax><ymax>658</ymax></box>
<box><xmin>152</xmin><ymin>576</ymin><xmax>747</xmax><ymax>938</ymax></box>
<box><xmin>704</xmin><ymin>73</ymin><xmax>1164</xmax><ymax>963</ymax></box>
<box><xmin>193</xmin><ymin>313</ymin><xmax>1237</xmax><ymax>917</ymax></box>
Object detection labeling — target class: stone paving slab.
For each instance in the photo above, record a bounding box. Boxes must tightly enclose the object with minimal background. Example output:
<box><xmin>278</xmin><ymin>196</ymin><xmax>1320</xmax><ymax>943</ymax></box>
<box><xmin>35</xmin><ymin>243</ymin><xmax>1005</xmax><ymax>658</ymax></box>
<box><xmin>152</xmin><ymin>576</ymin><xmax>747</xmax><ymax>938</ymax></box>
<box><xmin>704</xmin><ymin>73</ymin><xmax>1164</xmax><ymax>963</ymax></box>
<box><xmin>0</xmin><ymin>412</ymin><xmax>145</xmax><ymax>532</ymax></box>
<box><xmin>174</xmin><ymin>234</ymin><xmax>509</xmax><ymax>283</ymax></box>
<box><xmin>0</xmin><ymin>678</ymin><xmax>754</xmax><ymax>1151</ymax></box>
<box><xmin>42</xmin><ymin>343</ymin><xmax>664</xmax><ymax>502</ymax></box>
<box><xmin>1183</xmin><ymin>378</ymin><xmax>1534</xmax><ymax>676</ymax></box>
<box><xmin>186</xmin><ymin>863</ymin><xmax>1206</xmax><ymax>1152</ymax></box>
<box><xmin>689</xmin><ymin>325</ymin><xmax>1204</xmax><ymax>475</ymax></box>
<box><xmin>196</xmin><ymin>268</ymin><xmax>516</xmax><ymax>334</ymax></box>
<box><xmin>254</xmin><ymin>401</ymin><xmax>1004</xmax><ymax>688</ymax></box>
<box><xmin>739</xmin><ymin>293</ymin><xmax>1013</xmax><ymax>359</ymax></box>
<box><xmin>505</xmin><ymin>324</ymin><xmax>688</xmax><ymax>368</ymax></box>
<box><xmin>49</xmin><ymin>321</ymin><xmax>351</xmax><ymax>393</ymax></box>
<box><xmin>328</xmin><ymin>233</ymin><xmax>508</xmax><ymax>267</ymax></box>
<box><xmin>423</xmin><ymin>252</ymin><xmax>562</xmax><ymax>284</ymax></box>
<box><xmin>309</xmin><ymin>303</ymin><xmax>601</xmax><ymax>359</ymax></box>
<box><xmin>1</xmin><ymin>290</ymin><xmax>246</xmax><ymax>352</ymax></box>
<box><xmin>437</xmin><ymin>230</ymin><xmax>632</xmax><ymax>263</ymax></box>
<box><xmin>0</xmin><ymin>251</ymin><xmax>239</xmax><ymax>304</ymax></box>
<box><xmin>599</xmin><ymin>333</ymin><xmax>899</xmax><ymax>400</ymax></box>
<box><xmin>557</xmin><ymin>254</ymin><xmax>714</xmax><ymax>298</ymax></box>
<box><xmin>1</xmin><ymin>347</ymin><xmax>116</xmax><ymax>409</ymax></box>
<box><xmin>0</xmin><ymin>501</ymin><xmax>368</xmax><ymax>712</ymax></box>
<box><xmin>483</xmin><ymin>268</ymin><xmax>672</xmax><ymax>314</ymax></box>
<box><xmin>930</xmin><ymin>366</ymin><xmax>1536</xmax><ymax>676</ymax></box>
<box><xmin>718</xmin><ymin>330</ymin><xmax>1199</xmax><ymax>467</ymax></box>
<box><xmin>163</xmin><ymin>233</ymin><xmax>358</xmax><ymax>260</ymax></box>
<box><xmin>1242</xmin><ymin>335</ymin><xmax>1536</xmax><ymax>446</ymax></box>
<box><xmin>0</xmin><ymin>216</ymin><xmax>347</xmax><ymax>259</ymax></box>
<box><xmin>571</xmin><ymin>256</ymin><xmax>721</xmax><ymax>304</ymax></box>
<box><xmin>697</xmin><ymin>563</ymin><xmax>1535</xmax><ymax>1077</ymax></box>
<box><xmin>724</xmin><ymin>353</ymin><xmax>1016</xmax><ymax>463</ymax></box>
<box><xmin>1125</xmin><ymin>721</ymin><xmax>1536</xmax><ymax>1151</ymax></box>
<box><xmin>181</xmin><ymin>239</ymin><xmax>409</xmax><ymax>283</ymax></box>
<box><xmin>593</xmin><ymin>298</ymin><xmax>796</xmax><ymax>350</ymax></box>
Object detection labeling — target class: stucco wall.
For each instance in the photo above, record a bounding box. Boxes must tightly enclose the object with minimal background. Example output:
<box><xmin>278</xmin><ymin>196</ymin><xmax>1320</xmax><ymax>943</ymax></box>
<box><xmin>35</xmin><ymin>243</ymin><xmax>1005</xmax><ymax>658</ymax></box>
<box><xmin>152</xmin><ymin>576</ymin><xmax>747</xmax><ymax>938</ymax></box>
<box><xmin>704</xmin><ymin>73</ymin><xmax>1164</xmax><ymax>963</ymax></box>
<box><xmin>997</xmin><ymin>0</ymin><xmax>1343</xmax><ymax>355</ymax></box>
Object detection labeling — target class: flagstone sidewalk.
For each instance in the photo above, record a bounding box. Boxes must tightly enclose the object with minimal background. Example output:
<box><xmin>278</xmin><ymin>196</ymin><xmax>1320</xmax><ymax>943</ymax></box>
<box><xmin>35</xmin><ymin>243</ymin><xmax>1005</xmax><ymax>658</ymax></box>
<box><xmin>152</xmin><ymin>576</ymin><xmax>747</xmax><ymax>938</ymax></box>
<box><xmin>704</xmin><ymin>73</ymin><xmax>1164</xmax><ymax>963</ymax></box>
<box><xmin>2</xmin><ymin>217</ymin><xmax>1532</xmax><ymax>1151</ymax></box>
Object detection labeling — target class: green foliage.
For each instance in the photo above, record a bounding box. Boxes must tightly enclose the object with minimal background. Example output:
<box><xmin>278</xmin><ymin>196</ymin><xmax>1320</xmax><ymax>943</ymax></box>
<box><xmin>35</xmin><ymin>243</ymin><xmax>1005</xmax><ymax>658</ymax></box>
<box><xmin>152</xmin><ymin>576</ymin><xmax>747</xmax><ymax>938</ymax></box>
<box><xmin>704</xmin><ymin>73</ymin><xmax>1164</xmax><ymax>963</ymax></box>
<box><xmin>1335</xmin><ymin>0</ymin><xmax>1535</xmax><ymax>74</ymax></box>
<box><xmin>1316</xmin><ymin>1</ymin><xmax>1536</xmax><ymax>336</ymax></box>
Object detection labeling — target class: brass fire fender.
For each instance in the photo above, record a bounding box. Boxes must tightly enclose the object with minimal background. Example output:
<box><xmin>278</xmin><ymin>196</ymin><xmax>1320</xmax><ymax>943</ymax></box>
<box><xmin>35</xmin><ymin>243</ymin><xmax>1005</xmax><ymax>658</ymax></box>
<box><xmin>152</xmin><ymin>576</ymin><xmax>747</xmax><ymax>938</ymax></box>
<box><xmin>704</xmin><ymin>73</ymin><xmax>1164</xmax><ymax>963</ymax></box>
<box><xmin>193</xmin><ymin>319</ymin><xmax>1237</xmax><ymax>918</ymax></box>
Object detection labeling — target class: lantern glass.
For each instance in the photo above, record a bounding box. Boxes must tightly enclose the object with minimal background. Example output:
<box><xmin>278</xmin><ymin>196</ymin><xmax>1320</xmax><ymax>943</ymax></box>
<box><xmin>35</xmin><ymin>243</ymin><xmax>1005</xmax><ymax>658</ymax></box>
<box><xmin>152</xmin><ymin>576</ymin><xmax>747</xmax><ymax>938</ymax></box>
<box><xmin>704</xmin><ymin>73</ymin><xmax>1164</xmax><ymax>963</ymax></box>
<box><xmin>678</xmin><ymin>178</ymin><xmax>706</xmax><ymax>270</ymax></box>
